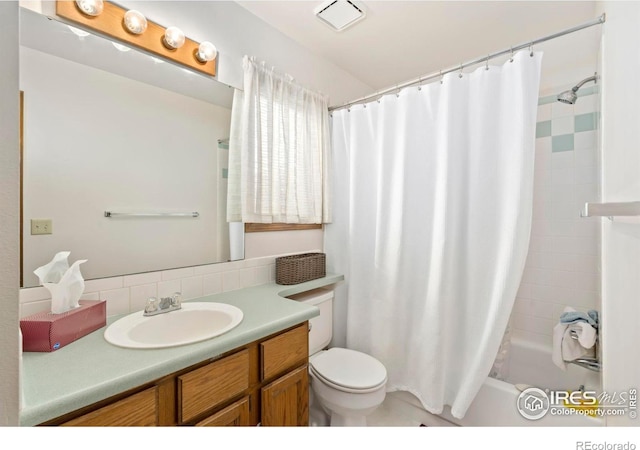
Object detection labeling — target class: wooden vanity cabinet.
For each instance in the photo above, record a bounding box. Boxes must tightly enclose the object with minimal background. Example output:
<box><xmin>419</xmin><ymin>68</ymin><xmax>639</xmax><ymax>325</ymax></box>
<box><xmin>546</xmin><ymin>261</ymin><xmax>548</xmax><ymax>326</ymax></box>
<box><xmin>44</xmin><ymin>322</ymin><xmax>309</xmax><ymax>427</ymax></box>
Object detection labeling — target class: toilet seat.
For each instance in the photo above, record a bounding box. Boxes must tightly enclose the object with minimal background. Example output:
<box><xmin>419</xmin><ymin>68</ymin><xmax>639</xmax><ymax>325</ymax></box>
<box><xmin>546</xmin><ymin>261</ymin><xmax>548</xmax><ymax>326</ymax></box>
<box><xmin>310</xmin><ymin>348</ymin><xmax>387</xmax><ymax>394</ymax></box>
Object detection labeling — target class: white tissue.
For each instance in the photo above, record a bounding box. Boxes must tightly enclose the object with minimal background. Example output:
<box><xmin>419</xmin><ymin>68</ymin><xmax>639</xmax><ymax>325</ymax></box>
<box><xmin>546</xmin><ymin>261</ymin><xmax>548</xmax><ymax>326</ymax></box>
<box><xmin>33</xmin><ymin>251</ymin><xmax>71</xmax><ymax>284</ymax></box>
<box><xmin>34</xmin><ymin>252</ymin><xmax>87</xmax><ymax>314</ymax></box>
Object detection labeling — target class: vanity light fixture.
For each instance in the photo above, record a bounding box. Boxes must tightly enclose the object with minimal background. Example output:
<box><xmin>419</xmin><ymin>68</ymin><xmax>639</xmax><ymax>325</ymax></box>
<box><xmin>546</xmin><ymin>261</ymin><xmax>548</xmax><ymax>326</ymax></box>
<box><xmin>57</xmin><ymin>0</ymin><xmax>217</xmax><ymax>76</ymax></box>
<box><xmin>163</xmin><ymin>26</ymin><xmax>186</xmax><ymax>50</ymax></box>
<box><xmin>195</xmin><ymin>41</ymin><xmax>217</xmax><ymax>63</ymax></box>
<box><xmin>123</xmin><ymin>10</ymin><xmax>147</xmax><ymax>35</ymax></box>
<box><xmin>75</xmin><ymin>0</ymin><xmax>104</xmax><ymax>17</ymax></box>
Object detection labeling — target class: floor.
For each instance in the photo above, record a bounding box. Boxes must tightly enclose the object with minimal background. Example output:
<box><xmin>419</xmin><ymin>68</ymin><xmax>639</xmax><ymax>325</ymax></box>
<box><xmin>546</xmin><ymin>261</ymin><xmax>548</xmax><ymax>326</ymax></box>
<box><xmin>309</xmin><ymin>389</ymin><xmax>458</xmax><ymax>427</ymax></box>
<box><xmin>309</xmin><ymin>391</ymin><xmax>455</xmax><ymax>427</ymax></box>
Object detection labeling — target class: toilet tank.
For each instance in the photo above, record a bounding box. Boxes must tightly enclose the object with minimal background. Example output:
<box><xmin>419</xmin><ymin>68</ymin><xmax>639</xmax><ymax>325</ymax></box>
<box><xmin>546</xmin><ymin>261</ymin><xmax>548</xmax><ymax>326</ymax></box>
<box><xmin>286</xmin><ymin>288</ymin><xmax>333</xmax><ymax>355</ymax></box>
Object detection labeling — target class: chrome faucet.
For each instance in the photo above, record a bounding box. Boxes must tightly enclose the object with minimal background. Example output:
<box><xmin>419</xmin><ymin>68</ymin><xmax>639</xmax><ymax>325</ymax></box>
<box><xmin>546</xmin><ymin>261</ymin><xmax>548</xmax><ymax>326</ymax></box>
<box><xmin>144</xmin><ymin>292</ymin><xmax>182</xmax><ymax>316</ymax></box>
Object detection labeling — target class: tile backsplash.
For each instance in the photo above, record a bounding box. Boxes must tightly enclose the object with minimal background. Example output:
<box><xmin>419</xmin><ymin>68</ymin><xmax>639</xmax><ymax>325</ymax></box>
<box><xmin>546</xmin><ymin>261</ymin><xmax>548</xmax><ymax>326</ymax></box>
<box><xmin>511</xmin><ymin>85</ymin><xmax>601</xmax><ymax>347</ymax></box>
<box><xmin>19</xmin><ymin>252</ymin><xmax>318</xmax><ymax>318</ymax></box>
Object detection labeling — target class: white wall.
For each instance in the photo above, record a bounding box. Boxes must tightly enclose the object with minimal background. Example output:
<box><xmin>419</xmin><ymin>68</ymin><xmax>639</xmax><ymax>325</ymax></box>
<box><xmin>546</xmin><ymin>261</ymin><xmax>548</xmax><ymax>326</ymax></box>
<box><xmin>0</xmin><ymin>1</ymin><xmax>20</xmax><ymax>427</ymax></box>
<box><xmin>20</xmin><ymin>47</ymin><xmax>232</xmax><ymax>286</ymax></box>
<box><xmin>244</xmin><ymin>229</ymin><xmax>324</xmax><ymax>259</ymax></box>
<box><xmin>596</xmin><ymin>0</ymin><xmax>640</xmax><ymax>427</ymax></box>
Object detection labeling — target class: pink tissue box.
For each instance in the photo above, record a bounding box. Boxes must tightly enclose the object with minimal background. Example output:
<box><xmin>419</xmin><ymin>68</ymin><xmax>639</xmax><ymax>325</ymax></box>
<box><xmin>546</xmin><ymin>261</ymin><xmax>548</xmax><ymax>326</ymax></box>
<box><xmin>20</xmin><ymin>300</ymin><xmax>106</xmax><ymax>352</ymax></box>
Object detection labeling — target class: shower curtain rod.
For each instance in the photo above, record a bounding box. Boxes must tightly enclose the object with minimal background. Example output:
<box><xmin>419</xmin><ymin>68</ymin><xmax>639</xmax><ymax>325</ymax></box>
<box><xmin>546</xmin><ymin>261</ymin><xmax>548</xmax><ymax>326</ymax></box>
<box><xmin>329</xmin><ymin>14</ymin><xmax>606</xmax><ymax>112</ymax></box>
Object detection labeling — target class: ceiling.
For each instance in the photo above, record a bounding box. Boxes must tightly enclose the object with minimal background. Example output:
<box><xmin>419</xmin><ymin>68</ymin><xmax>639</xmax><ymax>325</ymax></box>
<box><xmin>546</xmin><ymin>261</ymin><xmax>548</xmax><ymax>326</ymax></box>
<box><xmin>237</xmin><ymin>1</ymin><xmax>601</xmax><ymax>92</ymax></box>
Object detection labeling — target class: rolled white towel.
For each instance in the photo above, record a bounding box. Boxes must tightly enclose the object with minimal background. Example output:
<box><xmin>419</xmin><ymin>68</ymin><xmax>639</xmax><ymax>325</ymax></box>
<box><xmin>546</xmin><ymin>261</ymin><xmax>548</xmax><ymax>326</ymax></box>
<box><xmin>552</xmin><ymin>320</ymin><xmax>597</xmax><ymax>371</ymax></box>
<box><xmin>572</xmin><ymin>322</ymin><xmax>597</xmax><ymax>349</ymax></box>
<box><xmin>553</xmin><ymin>306</ymin><xmax>595</xmax><ymax>370</ymax></box>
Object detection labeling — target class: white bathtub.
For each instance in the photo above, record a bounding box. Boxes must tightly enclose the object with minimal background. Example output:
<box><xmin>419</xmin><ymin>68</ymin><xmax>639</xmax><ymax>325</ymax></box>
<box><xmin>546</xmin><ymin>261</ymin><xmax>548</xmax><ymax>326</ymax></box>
<box><xmin>392</xmin><ymin>337</ymin><xmax>603</xmax><ymax>427</ymax></box>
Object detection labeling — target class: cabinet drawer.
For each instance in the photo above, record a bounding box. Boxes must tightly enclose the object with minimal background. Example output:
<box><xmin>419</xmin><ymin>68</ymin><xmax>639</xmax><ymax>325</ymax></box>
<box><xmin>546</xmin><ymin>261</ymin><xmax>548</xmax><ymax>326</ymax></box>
<box><xmin>260</xmin><ymin>323</ymin><xmax>308</xmax><ymax>381</ymax></box>
<box><xmin>178</xmin><ymin>349</ymin><xmax>249</xmax><ymax>423</ymax></box>
<box><xmin>61</xmin><ymin>387</ymin><xmax>158</xmax><ymax>426</ymax></box>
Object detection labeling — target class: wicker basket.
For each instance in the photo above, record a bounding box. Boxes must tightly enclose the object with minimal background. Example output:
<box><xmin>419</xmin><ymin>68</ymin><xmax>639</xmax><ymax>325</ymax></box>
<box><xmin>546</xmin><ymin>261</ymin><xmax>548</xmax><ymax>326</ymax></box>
<box><xmin>276</xmin><ymin>253</ymin><xmax>326</xmax><ymax>285</ymax></box>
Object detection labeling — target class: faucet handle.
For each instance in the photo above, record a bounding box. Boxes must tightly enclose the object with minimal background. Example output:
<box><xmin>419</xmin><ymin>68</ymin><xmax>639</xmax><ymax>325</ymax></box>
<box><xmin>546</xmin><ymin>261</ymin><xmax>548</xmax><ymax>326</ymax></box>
<box><xmin>144</xmin><ymin>297</ymin><xmax>158</xmax><ymax>314</ymax></box>
<box><xmin>171</xmin><ymin>292</ymin><xmax>182</xmax><ymax>308</ymax></box>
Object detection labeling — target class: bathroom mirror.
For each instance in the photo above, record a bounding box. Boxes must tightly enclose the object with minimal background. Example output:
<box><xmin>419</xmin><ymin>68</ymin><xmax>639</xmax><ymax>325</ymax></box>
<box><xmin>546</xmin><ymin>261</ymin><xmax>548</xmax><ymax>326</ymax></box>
<box><xmin>19</xmin><ymin>8</ymin><xmax>243</xmax><ymax>288</ymax></box>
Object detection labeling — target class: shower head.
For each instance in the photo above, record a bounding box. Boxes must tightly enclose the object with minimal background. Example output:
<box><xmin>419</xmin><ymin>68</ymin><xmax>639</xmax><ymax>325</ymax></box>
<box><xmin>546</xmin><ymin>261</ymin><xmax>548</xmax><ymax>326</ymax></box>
<box><xmin>557</xmin><ymin>74</ymin><xmax>598</xmax><ymax>105</ymax></box>
<box><xmin>557</xmin><ymin>90</ymin><xmax>578</xmax><ymax>105</ymax></box>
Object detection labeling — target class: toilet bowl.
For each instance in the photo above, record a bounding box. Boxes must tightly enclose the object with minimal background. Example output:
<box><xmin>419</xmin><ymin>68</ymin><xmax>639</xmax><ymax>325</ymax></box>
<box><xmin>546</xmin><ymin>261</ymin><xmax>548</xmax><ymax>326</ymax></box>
<box><xmin>309</xmin><ymin>347</ymin><xmax>387</xmax><ymax>426</ymax></box>
<box><xmin>287</xmin><ymin>288</ymin><xmax>388</xmax><ymax>426</ymax></box>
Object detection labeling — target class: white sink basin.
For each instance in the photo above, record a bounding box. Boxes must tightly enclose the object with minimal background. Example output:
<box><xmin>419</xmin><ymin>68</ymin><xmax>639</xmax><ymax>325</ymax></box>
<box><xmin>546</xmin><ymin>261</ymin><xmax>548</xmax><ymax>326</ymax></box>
<box><xmin>104</xmin><ymin>302</ymin><xmax>243</xmax><ymax>349</ymax></box>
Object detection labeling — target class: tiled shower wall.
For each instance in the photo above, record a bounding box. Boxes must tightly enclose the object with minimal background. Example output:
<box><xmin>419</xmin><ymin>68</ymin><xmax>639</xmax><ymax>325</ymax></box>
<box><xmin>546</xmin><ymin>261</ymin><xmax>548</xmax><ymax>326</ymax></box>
<box><xmin>511</xmin><ymin>85</ymin><xmax>601</xmax><ymax>347</ymax></box>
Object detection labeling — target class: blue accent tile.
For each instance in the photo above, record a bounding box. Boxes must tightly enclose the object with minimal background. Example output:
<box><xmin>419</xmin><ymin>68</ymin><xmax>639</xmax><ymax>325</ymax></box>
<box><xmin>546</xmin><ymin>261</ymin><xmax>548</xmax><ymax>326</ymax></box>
<box><xmin>552</xmin><ymin>134</ymin><xmax>574</xmax><ymax>153</ymax></box>
<box><xmin>538</xmin><ymin>95</ymin><xmax>556</xmax><ymax>105</ymax></box>
<box><xmin>575</xmin><ymin>113</ymin><xmax>597</xmax><ymax>133</ymax></box>
<box><xmin>577</xmin><ymin>85</ymin><xmax>599</xmax><ymax>97</ymax></box>
<box><xmin>218</xmin><ymin>142</ymin><xmax>229</xmax><ymax>150</ymax></box>
<box><xmin>536</xmin><ymin>120</ymin><xmax>552</xmax><ymax>138</ymax></box>
<box><xmin>222</xmin><ymin>168</ymin><xmax>228</xmax><ymax>179</ymax></box>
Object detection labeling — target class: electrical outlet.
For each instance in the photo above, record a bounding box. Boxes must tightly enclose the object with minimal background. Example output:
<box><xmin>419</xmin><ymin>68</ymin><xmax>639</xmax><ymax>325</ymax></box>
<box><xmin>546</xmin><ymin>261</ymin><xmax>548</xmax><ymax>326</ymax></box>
<box><xmin>31</xmin><ymin>219</ymin><xmax>52</xmax><ymax>235</ymax></box>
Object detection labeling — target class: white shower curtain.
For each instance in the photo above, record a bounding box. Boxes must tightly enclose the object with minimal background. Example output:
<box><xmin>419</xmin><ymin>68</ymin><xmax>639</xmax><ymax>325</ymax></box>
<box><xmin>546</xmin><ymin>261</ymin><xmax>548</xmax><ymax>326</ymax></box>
<box><xmin>325</xmin><ymin>51</ymin><xmax>542</xmax><ymax>419</ymax></box>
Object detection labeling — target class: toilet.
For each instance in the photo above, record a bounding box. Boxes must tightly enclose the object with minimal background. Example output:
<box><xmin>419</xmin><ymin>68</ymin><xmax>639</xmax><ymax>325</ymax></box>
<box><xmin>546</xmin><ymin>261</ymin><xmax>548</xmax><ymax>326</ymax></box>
<box><xmin>287</xmin><ymin>288</ymin><xmax>387</xmax><ymax>427</ymax></box>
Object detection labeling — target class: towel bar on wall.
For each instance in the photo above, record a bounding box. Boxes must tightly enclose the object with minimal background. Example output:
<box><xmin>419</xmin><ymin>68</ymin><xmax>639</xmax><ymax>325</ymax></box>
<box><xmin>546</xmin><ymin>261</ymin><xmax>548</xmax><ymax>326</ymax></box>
<box><xmin>580</xmin><ymin>201</ymin><xmax>640</xmax><ymax>219</ymax></box>
<box><xmin>104</xmin><ymin>211</ymin><xmax>200</xmax><ymax>218</ymax></box>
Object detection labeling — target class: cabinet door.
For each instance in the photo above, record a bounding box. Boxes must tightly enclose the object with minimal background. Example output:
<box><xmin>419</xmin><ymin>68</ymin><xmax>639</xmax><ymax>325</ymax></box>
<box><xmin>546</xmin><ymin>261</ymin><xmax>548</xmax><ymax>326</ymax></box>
<box><xmin>195</xmin><ymin>396</ymin><xmax>251</xmax><ymax>426</ymax></box>
<box><xmin>261</xmin><ymin>365</ymin><xmax>308</xmax><ymax>426</ymax></box>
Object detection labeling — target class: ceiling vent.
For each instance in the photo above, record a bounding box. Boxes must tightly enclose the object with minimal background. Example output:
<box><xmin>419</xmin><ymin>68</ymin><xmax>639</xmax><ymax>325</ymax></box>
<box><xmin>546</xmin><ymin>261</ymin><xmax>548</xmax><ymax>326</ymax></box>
<box><xmin>314</xmin><ymin>0</ymin><xmax>366</xmax><ymax>32</ymax></box>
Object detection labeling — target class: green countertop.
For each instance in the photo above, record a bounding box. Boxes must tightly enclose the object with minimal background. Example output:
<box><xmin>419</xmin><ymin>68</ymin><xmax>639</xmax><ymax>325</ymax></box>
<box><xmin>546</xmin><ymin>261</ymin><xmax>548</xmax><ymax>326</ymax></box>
<box><xmin>20</xmin><ymin>274</ymin><xmax>344</xmax><ymax>426</ymax></box>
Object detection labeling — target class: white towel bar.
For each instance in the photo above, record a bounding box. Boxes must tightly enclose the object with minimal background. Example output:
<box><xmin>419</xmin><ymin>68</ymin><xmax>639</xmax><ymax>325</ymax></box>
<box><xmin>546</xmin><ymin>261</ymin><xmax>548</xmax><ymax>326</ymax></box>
<box><xmin>104</xmin><ymin>211</ymin><xmax>200</xmax><ymax>218</ymax></box>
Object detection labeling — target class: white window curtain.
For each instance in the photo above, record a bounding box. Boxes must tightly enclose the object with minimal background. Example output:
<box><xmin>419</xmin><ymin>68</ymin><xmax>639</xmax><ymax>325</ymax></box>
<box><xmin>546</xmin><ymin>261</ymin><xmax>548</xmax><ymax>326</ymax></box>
<box><xmin>325</xmin><ymin>51</ymin><xmax>542</xmax><ymax>419</ymax></box>
<box><xmin>227</xmin><ymin>56</ymin><xmax>331</xmax><ymax>224</ymax></box>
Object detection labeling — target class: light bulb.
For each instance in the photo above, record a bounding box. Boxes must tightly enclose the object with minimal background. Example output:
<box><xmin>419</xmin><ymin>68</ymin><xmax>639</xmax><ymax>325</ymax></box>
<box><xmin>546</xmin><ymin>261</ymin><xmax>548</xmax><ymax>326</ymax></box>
<box><xmin>123</xmin><ymin>10</ymin><xmax>147</xmax><ymax>35</ymax></box>
<box><xmin>75</xmin><ymin>0</ymin><xmax>104</xmax><ymax>16</ymax></box>
<box><xmin>68</xmin><ymin>25</ymin><xmax>90</xmax><ymax>38</ymax></box>
<box><xmin>195</xmin><ymin>41</ymin><xmax>217</xmax><ymax>63</ymax></box>
<box><xmin>163</xmin><ymin>26</ymin><xmax>185</xmax><ymax>50</ymax></box>
<box><xmin>112</xmin><ymin>42</ymin><xmax>131</xmax><ymax>52</ymax></box>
